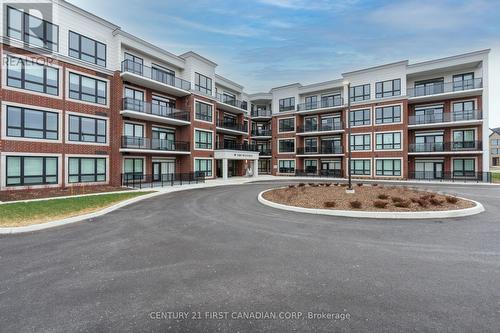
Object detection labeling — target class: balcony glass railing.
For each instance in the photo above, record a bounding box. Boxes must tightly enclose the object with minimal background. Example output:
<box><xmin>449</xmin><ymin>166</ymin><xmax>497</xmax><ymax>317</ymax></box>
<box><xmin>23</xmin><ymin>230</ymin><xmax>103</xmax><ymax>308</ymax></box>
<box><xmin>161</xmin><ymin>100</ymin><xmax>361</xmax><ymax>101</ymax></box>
<box><xmin>216</xmin><ymin>120</ymin><xmax>248</xmax><ymax>133</ymax></box>
<box><xmin>216</xmin><ymin>141</ymin><xmax>258</xmax><ymax>151</ymax></box>
<box><xmin>251</xmin><ymin>129</ymin><xmax>272</xmax><ymax>136</ymax></box>
<box><xmin>409</xmin><ymin>141</ymin><xmax>482</xmax><ymax>152</ymax></box>
<box><xmin>297</xmin><ymin>97</ymin><xmax>344</xmax><ymax>111</ymax></box>
<box><xmin>407</xmin><ymin>78</ymin><xmax>482</xmax><ymax>97</ymax></box>
<box><xmin>216</xmin><ymin>93</ymin><xmax>248</xmax><ymax>110</ymax></box>
<box><xmin>408</xmin><ymin>110</ymin><xmax>482</xmax><ymax>125</ymax></box>
<box><xmin>121</xmin><ymin>60</ymin><xmax>191</xmax><ymax>91</ymax></box>
<box><xmin>122</xmin><ymin>98</ymin><xmax>190</xmax><ymax>122</ymax></box>
<box><xmin>296</xmin><ymin>145</ymin><xmax>343</xmax><ymax>155</ymax></box>
<box><xmin>251</xmin><ymin>109</ymin><xmax>272</xmax><ymax>117</ymax></box>
<box><xmin>121</xmin><ymin>136</ymin><xmax>190</xmax><ymax>151</ymax></box>
<box><xmin>296</xmin><ymin>122</ymin><xmax>343</xmax><ymax>133</ymax></box>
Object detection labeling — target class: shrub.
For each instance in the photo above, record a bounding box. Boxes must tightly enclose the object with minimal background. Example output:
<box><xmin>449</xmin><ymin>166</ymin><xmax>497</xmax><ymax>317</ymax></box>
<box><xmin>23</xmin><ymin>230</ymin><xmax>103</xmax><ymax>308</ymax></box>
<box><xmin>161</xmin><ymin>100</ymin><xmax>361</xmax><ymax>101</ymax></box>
<box><xmin>350</xmin><ymin>200</ymin><xmax>362</xmax><ymax>209</ymax></box>
<box><xmin>340</xmin><ymin>183</ymin><xmax>348</xmax><ymax>187</ymax></box>
<box><xmin>391</xmin><ymin>196</ymin><xmax>403</xmax><ymax>203</ymax></box>
<box><xmin>325</xmin><ymin>183</ymin><xmax>332</xmax><ymax>187</ymax></box>
<box><xmin>334</xmin><ymin>183</ymin><xmax>339</xmax><ymax>186</ymax></box>
<box><xmin>288</xmin><ymin>184</ymin><xmax>296</xmax><ymax>188</ymax></box>
<box><xmin>420</xmin><ymin>194</ymin><xmax>431</xmax><ymax>201</ymax></box>
<box><xmin>394</xmin><ymin>200</ymin><xmax>411</xmax><ymax>208</ymax></box>
<box><xmin>372</xmin><ymin>183</ymin><xmax>379</xmax><ymax>187</ymax></box>
<box><xmin>298</xmin><ymin>183</ymin><xmax>306</xmax><ymax>187</ymax></box>
<box><xmin>446</xmin><ymin>196</ymin><xmax>459</xmax><ymax>204</ymax></box>
<box><xmin>373</xmin><ymin>200</ymin><xmax>388</xmax><ymax>209</ymax></box>
<box><xmin>417</xmin><ymin>199</ymin><xmax>429</xmax><ymax>208</ymax></box>
<box><xmin>324</xmin><ymin>201</ymin><xmax>336</xmax><ymax>208</ymax></box>
<box><xmin>430</xmin><ymin>198</ymin><xmax>443</xmax><ymax>206</ymax></box>
<box><xmin>377</xmin><ymin>194</ymin><xmax>389</xmax><ymax>200</ymax></box>
<box><xmin>308</xmin><ymin>183</ymin><xmax>315</xmax><ymax>187</ymax></box>
<box><xmin>357</xmin><ymin>183</ymin><xmax>363</xmax><ymax>187</ymax></box>
<box><xmin>410</xmin><ymin>197</ymin><xmax>419</xmax><ymax>203</ymax></box>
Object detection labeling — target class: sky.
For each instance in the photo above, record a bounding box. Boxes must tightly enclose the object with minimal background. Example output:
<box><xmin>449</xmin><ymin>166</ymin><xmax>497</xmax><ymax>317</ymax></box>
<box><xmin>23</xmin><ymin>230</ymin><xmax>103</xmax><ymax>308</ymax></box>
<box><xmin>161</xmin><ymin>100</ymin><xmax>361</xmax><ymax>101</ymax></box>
<box><xmin>67</xmin><ymin>0</ymin><xmax>500</xmax><ymax>128</ymax></box>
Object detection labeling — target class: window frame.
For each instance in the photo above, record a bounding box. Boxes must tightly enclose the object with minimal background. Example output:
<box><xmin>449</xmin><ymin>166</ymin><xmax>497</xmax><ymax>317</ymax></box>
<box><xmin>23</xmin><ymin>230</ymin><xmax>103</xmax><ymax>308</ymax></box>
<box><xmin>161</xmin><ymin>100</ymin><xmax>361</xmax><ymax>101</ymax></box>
<box><xmin>68</xmin><ymin>157</ymin><xmax>107</xmax><ymax>184</ymax></box>
<box><xmin>195</xmin><ymin>72</ymin><xmax>212</xmax><ymax>95</ymax></box>
<box><xmin>350</xmin><ymin>159</ymin><xmax>371</xmax><ymax>176</ymax></box>
<box><xmin>349</xmin><ymin>108</ymin><xmax>371</xmax><ymax>127</ymax></box>
<box><xmin>452</xmin><ymin>158</ymin><xmax>476</xmax><ymax>177</ymax></box>
<box><xmin>5</xmin><ymin>155</ymin><xmax>58</xmax><ymax>187</ymax></box>
<box><xmin>6</xmin><ymin>55</ymin><xmax>59</xmax><ymax>96</ymax></box>
<box><xmin>68</xmin><ymin>114</ymin><xmax>107</xmax><ymax>144</ymax></box>
<box><xmin>194</xmin><ymin>129</ymin><xmax>213</xmax><ymax>150</ymax></box>
<box><xmin>278</xmin><ymin>138</ymin><xmax>295</xmax><ymax>154</ymax></box>
<box><xmin>375</xmin><ymin>105</ymin><xmax>401</xmax><ymax>124</ymax></box>
<box><xmin>194</xmin><ymin>158</ymin><xmax>213</xmax><ymax>177</ymax></box>
<box><xmin>350</xmin><ymin>134</ymin><xmax>371</xmax><ymax>151</ymax></box>
<box><xmin>279</xmin><ymin>97</ymin><xmax>295</xmax><ymax>112</ymax></box>
<box><xmin>195</xmin><ymin>101</ymin><xmax>213</xmax><ymax>122</ymax></box>
<box><xmin>278</xmin><ymin>117</ymin><xmax>295</xmax><ymax>133</ymax></box>
<box><xmin>68</xmin><ymin>72</ymin><xmax>107</xmax><ymax>105</ymax></box>
<box><xmin>375</xmin><ymin>79</ymin><xmax>401</xmax><ymax>98</ymax></box>
<box><xmin>68</xmin><ymin>31</ymin><xmax>107</xmax><ymax>67</ymax></box>
<box><xmin>278</xmin><ymin>160</ymin><xmax>295</xmax><ymax>174</ymax></box>
<box><xmin>350</xmin><ymin>84</ymin><xmax>370</xmax><ymax>102</ymax></box>
<box><xmin>6</xmin><ymin>105</ymin><xmax>59</xmax><ymax>140</ymax></box>
<box><xmin>375</xmin><ymin>132</ymin><xmax>402</xmax><ymax>151</ymax></box>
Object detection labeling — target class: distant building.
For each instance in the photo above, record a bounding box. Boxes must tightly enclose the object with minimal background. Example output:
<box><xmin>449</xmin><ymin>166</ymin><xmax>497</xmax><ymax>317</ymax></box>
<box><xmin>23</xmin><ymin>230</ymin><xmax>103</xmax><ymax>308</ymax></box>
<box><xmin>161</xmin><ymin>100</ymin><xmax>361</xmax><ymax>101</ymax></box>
<box><xmin>491</xmin><ymin>128</ymin><xmax>500</xmax><ymax>167</ymax></box>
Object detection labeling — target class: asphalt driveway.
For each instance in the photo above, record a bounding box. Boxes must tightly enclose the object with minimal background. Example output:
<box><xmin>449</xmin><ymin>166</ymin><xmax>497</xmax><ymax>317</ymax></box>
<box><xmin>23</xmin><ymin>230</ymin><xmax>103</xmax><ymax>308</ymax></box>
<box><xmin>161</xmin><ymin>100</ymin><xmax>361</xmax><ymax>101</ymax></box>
<box><xmin>1</xmin><ymin>181</ymin><xmax>500</xmax><ymax>332</ymax></box>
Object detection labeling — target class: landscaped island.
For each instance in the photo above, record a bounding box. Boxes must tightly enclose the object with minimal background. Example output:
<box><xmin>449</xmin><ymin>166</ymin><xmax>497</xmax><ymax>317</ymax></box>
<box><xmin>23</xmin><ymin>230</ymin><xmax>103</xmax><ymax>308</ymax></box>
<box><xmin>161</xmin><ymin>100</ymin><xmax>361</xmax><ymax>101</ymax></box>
<box><xmin>262</xmin><ymin>183</ymin><xmax>475</xmax><ymax>212</ymax></box>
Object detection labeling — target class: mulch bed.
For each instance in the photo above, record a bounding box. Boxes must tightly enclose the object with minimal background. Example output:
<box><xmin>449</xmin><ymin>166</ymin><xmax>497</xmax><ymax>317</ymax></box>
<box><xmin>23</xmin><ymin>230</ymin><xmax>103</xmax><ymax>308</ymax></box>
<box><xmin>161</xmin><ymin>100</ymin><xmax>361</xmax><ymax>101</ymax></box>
<box><xmin>263</xmin><ymin>183</ymin><xmax>475</xmax><ymax>212</ymax></box>
<box><xmin>0</xmin><ymin>185</ymin><xmax>129</xmax><ymax>202</ymax></box>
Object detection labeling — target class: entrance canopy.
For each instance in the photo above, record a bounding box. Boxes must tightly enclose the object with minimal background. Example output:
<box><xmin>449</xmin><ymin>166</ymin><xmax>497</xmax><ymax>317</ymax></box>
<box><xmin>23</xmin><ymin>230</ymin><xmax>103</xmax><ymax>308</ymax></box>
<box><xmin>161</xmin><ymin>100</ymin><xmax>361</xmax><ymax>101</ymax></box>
<box><xmin>214</xmin><ymin>150</ymin><xmax>260</xmax><ymax>179</ymax></box>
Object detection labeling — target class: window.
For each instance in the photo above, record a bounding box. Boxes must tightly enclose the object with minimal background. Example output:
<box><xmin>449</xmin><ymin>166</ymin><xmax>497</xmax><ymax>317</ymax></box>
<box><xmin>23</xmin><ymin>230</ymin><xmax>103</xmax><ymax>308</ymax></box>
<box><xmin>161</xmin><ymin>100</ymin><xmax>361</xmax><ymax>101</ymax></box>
<box><xmin>7</xmin><ymin>106</ymin><xmax>58</xmax><ymax>140</ymax></box>
<box><xmin>195</xmin><ymin>159</ymin><xmax>213</xmax><ymax>177</ymax></box>
<box><xmin>69</xmin><ymin>73</ymin><xmax>107</xmax><ymax>105</ymax></box>
<box><xmin>278</xmin><ymin>139</ymin><xmax>295</xmax><ymax>153</ymax></box>
<box><xmin>68</xmin><ymin>31</ymin><xmax>106</xmax><ymax>67</ymax></box>
<box><xmin>349</xmin><ymin>109</ymin><xmax>370</xmax><ymax>127</ymax></box>
<box><xmin>375</xmin><ymin>105</ymin><xmax>401</xmax><ymax>124</ymax></box>
<box><xmin>68</xmin><ymin>157</ymin><xmax>106</xmax><ymax>183</ymax></box>
<box><xmin>376</xmin><ymin>132</ymin><xmax>401</xmax><ymax>150</ymax></box>
<box><xmin>152</xmin><ymin>65</ymin><xmax>175</xmax><ymax>85</ymax></box>
<box><xmin>414</xmin><ymin>105</ymin><xmax>444</xmax><ymax>124</ymax></box>
<box><xmin>195</xmin><ymin>130</ymin><xmax>213</xmax><ymax>149</ymax></box>
<box><xmin>321</xmin><ymin>94</ymin><xmax>342</xmax><ymax>107</ymax></box>
<box><xmin>305</xmin><ymin>160</ymin><xmax>317</xmax><ymax>173</ymax></box>
<box><xmin>351</xmin><ymin>134</ymin><xmax>371</xmax><ymax>151</ymax></box>
<box><xmin>350</xmin><ymin>160</ymin><xmax>371</xmax><ymax>176</ymax></box>
<box><xmin>278</xmin><ymin>118</ymin><xmax>295</xmax><ymax>132</ymax></box>
<box><xmin>6</xmin><ymin>156</ymin><xmax>58</xmax><ymax>186</ymax></box>
<box><xmin>376</xmin><ymin>159</ymin><xmax>401</xmax><ymax>176</ymax></box>
<box><xmin>195</xmin><ymin>101</ymin><xmax>213</xmax><ymax>122</ymax></box>
<box><xmin>279</xmin><ymin>160</ymin><xmax>295</xmax><ymax>173</ymax></box>
<box><xmin>304</xmin><ymin>138</ymin><xmax>317</xmax><ymax>153</ymax></box>
<box><xmin>453</xmin><ymin>73</ymin><xmax>474</xmax><ymax>91</ymax></box>
<box><xmin>453</xmin><ymin>130</ymin><xmax>475</xmax><ymax>149</ymax></box>
<box><xmin>6</xmin><ymin>56</ymin><xmax>59</xmax><ymax>95</ymax></box>
<box><xmin>123</xmin><ymin>53</ymin><xmax>143</xmax><ymax>75</ymax></box>
<box><xmin>453</xmin><ymin>159</ymin><xmax>475</xmax><ymax>177</ymax></box>
<box><xmin>69</xmin><ymin>115</ymin><xmax>106</xmax><ymax>143</ymax></box>
<box><xmin>6</xmin><ymin>6</ymin><xmax>59</xmax><ymax>51</ymax></box>
<box><xmin>195</xmin><ymin>73</ymin><xmax>212</xmax><ymax>95</ymax></box>
<box><xmin>279</xmin><ymin>97</ymin><xmax>295</xmax><ymax>112</ymax></box>
<box><xmin>321</xmin><ymin>116</ymin><xmax>341</xmax><ymax>131</ymax></box>
<box><xmin>452</xmin><ymin>101</ymin><xmax>475</xmax><ymax>121</ymax></box>
<box><xmin>414</xmin><ymin>78</ymin><xmax>444</xmax><ymax>96</ymax></box>
<box><xmin>376</xmin><ymin>79</ymin><xmax>401</xmax><ymax>98</ymax></box>
<box><xmin>124</xmin><ymin>158</ymin><xmax>144</xmax><ymax>180</ymax></box>
<box><xmin>123</xmin><ymin>123</ymin><xmax>144</xmax><ymax>138</ymax></box>
<box><xmin>350</xmin><ymin>84</ymin><xmax>370</xmax><ymax>102</ymax></box>
<box><xmin>304</xmin><ymin>96</ymin><xmax>317</xmax><ymax>109</ymax></box>
<box><xmin>304</xmin><ymin>117</ymin><xmax>317</xmax><ymax>131</ymax></box>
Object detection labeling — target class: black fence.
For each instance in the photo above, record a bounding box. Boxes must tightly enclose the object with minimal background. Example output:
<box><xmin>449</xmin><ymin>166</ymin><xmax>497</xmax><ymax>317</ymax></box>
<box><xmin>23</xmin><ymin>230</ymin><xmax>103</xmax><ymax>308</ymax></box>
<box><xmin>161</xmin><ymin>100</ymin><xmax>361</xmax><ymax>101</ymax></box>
<box><xmin>408</xmin><ymin>172</ymin><xmax>491</xmax><ymax>183</ymax></box>
<box><xmin>408</xmin><ymin>141</ymin><xmax>482</xmax><ymax>152</ymax></box>
<box><xmin>295</xmin><ymin>169</ymin><xmax>343</xmax><ymax>178</ymax></box>
<box><xmin>216</xmin><ymin>141</ymin><xmax>259</xmax><ymax>151</ymax></box>
<box><xmin>122</xmin><ymin>172</ymin><xmax>205</xmax><ymax>188</ymax></box>
<box><xmin>296</xmin><ymin>146</ymin><xmax>343</xmax><ymax>155</ymax></box>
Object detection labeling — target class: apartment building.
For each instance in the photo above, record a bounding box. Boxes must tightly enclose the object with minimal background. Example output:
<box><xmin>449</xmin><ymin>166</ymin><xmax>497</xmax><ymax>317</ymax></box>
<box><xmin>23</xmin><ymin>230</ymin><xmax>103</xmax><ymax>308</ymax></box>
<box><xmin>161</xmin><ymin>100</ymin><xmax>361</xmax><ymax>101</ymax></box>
<box><xmin>0</xmin><ymin>0</ymin><xmax>491</xmax><ymax>192</ymax></box>
<box><xmin>490</xmin><ymin>128</ymin><xmax>500</xmax><ymax>167</ymax></box>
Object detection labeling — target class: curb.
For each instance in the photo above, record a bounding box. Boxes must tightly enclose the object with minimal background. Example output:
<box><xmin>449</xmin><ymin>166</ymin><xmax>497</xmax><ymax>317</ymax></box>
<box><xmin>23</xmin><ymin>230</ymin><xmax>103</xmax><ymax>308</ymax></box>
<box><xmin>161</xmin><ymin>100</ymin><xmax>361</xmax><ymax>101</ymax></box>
<box><xmin>257</xmin><ymin>189</ymin><xmax>485</xmax><ymax>220</ymax></box>
<box><xmin>0</xmin><ymin>191</ymin><xmax>163</xmax><ymax>235</ymax></box>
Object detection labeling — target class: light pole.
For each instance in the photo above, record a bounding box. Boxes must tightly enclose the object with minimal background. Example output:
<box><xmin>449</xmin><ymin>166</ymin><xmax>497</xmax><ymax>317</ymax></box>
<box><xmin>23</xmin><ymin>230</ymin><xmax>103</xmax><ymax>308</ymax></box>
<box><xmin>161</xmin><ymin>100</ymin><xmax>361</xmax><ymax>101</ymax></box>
<box><xmin>345</xmin><ymin>81</ymin><xmax>354</xmax><ymax>193</ymax></box>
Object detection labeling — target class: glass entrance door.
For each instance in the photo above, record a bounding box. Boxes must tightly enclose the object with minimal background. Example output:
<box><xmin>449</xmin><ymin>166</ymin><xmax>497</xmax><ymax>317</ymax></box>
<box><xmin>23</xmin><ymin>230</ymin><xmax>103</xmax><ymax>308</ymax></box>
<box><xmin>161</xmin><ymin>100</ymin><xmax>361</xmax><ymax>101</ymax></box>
<box><xmin>152</xmin><ymin>161</ymin><xmax>175</xmax><ymax>181</ymax></box>
<box><xmin>321</xmin><ymin>160</ymin><xmax>342</xmax><ymax>177</ymax></box>
<box><xmin>414</xmin><ymin>161</ymin><xmax>443</xmax><ymax>179</ymax></box>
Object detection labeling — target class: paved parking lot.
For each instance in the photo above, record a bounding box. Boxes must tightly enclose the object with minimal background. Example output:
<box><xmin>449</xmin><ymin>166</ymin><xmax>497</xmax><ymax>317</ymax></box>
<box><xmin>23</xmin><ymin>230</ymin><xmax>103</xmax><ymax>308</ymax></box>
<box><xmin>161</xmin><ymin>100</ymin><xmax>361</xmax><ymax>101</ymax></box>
<box><xmin>1</xmin><ymin>181</ymin><xmax>500</xmax><ymax>332</ymax></box>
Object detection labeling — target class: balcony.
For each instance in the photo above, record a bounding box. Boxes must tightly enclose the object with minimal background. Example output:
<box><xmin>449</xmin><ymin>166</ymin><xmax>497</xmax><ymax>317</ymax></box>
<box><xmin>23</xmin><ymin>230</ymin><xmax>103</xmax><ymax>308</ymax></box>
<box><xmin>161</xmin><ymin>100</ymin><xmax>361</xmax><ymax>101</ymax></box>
<box><xmin>121</xmin><ymin>60</ymin><xmax>191</xmax><ymax>97</ymax></box>
<box><xmin>296</xmin><ymin>122</ymin><xmax>344</xmax><ymax>136</ymax></box>
<box><xmin>297</xmin><ymin>97</ymin><xmax>344</xmax><ymax>113</ymax></box>
<box><xmin>296</xmin><ymin>146</ymin><xmax>344</xmax><ymax>156</ymax></box>
<box><xmin>216</xmin><ymin>141</ymin><xmax>259</xmax><ymax>151</ymax></box>
<box><xmin>408</xmin><ymin>141</ymin><xmax>482</xmax><ymax>154</ymax></box>
<box><xmin>251</xmin><ymin>129</ymin><xmax>272</xmax><ymax>138</ymax></box>
<box><xmin>216</xmin><ymin>120</ymin><xmax>248</xmax><ymax>135</ymax></box>
<box><xmin>407</xmin><ymin>78</ymin><xmax>483</xmax><ymax>103</ymax></box>
<box><xmin>121</xmin><ymin>98</ymin><xmax>190</xmax><ymax>126</ymax></box>
<box><xmin>258</xmin><ymin>149</ymin><xmax>272</xmax><ymax>157</ymax></box>
<box><xmin>408</xmin><ymin>110</ymin><xmax>482</xmax><ymax>128</ymax></box>
<box><xmin>279</xmin><ymin>105</ymin><xmax>295</xmax><ymax>112</ymax></box>
<box><xmin>251</xmin><ymin>109</ymin><xmax>272</xmax><ymax>119</ymax></box>
<box><xmin>408</xmin><ymin>171</ymin><xmax>491</xmax><ymax>183</ymax></box>
<box><xmin>216</xmin><ymin>93</ymin><xmax>248</xmax><ymax>114</ymax></box>
<box><xmin>120</xmin><ymin>136</ymin><xmax>190</xmax><ymax>154</ymax></box>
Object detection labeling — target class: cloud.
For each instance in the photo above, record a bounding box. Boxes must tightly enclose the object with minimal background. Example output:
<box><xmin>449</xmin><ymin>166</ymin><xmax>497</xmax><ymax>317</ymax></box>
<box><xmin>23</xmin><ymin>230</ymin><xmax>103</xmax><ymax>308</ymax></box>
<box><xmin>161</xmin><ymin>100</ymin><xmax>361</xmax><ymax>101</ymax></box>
<box><xmin>161</xmin><ymin>15</ymin><xmax>263</xmax><ymax>37</ymax></box>
<box><xmin>257</xmin><ymin>0</ymin><xmax>358</xmax><ymax>11</ymax></box>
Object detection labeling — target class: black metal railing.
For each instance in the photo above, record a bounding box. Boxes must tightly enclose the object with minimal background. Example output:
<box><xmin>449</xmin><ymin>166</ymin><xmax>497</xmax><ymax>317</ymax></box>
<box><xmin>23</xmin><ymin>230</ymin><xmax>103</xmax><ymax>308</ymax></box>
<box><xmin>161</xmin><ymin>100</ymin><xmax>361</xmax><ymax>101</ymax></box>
<box><xmin>408</xmin><ymin>171</ymin><xmax>491</xmax><ymax>183</ymax></box>
<box><xmin>121</xmin><ymin>136</ymin><xmax>190</xmax><ymax>152</ymax></box>
<box><xmin>279</xmin><ymin>105</ymin><xmax>295</xmax><ymax>112</ymax></box>
<box><xmin>295</xmin><ymin>169</ymin><xmax>343</xmax><ymax>178</ymax></box>
<box><xmin>251</xmin><ymin>109</ymin><xmax>272</xmax><ymax>117</ymax></box>
<box><xmin>216</xmin><ymin>120</ymin><xmax>248</xmax><ymax>133</ymax></box>
<box><xmin>297</xmin><ymin>97</ymin><xmax>344</xmax><ymax>111</ymax></box>
<box><xmin>122</xmin><ymin>98</ymin><xmax>190</xmax><ymax>122</ymax></box>
<box><xmin>122</xmin><ymin>172</ymin><xmax>205</xmax><ymax>188</ymax></box>
<box><xmin>409</xmin><ymin>141</ymin><xmax>482</xmax><ymax>152</ymax></box>
<box><xmin>296</xmin><ymin>146</ymin><xmax>343</xmax><ymax>155</ymax></box>
<box><xmin>296</xmin><ymin>122</ymin><xmax>343</xmax><ymax>133</ymax></box>
<box><xmin>409</xmin><ymin>110</ymin><xmax>482</xmax><ymax>125</ymax></box>
<box><xmin>216</xmin><ymin>141</ymin><xmax>259</xmax><ymax>151</ymax></box>
<box><xmin>251</xmin><ymin>129</ymin><xmax>272</xmax><ymax>136</ymax></box>
<box><xmin>216</xmin><ymin>93</ymin><xmax>248</xmax><ymax>110</ymax></box>
<box><xmin>258</xmin><ymin>149</ymin><xmax>272</xmax><ymax>156</ymax></box>
<box><xmin>121</xmin><ymin>60</ymin><xmax>191</xmax><ymax>91</ymax></box>
<box><xmin>407</xmin><ymin>78</ymin><xmax>483</xmax><ymax>97</ymax></box>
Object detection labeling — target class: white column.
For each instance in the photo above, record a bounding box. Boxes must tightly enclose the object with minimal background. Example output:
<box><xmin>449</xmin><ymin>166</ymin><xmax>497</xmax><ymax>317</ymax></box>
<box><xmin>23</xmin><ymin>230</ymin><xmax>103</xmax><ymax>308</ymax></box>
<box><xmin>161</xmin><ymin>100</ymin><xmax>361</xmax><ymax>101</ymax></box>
<box><xmin>253</xmin><ymin>159</ymin><xmax>259</xmax><ymax>177</ymax></box>
<box><xmin>222</xmin><ymin>159</ymin><xmax>228</xmax><ymax>180</ymax></box>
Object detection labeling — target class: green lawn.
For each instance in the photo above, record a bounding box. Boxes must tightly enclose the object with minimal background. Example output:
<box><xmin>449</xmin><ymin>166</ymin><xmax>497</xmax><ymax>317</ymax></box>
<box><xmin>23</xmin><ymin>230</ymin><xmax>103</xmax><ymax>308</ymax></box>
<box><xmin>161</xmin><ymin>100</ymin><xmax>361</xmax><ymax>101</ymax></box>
<box><xmin>492</xmin><ymin>172</ymin><xmax>500</xmax><ymax>183</ymax></box>
<box><xmin>0</xmin><ymin>191</ymin><xmax>154</xmax><ymax>227</ymax></box>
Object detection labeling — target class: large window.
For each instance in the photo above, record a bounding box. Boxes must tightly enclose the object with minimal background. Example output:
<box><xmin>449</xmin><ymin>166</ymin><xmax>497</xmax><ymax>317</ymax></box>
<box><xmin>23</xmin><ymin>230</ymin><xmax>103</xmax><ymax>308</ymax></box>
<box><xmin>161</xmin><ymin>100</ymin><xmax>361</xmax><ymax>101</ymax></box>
<box><xmin>123</xmin><ymin>53</ymin><xmax>143</xmax><ymax>75</ymax></box>
<box><xmin>278</xmin><ymin>139</ymin><xmax>295</xmax><ymax>153</ymax></box>
<box><xmin>279</xmin><ymin>160</ymin><xmax>295</xmax><ymax>173</ymax></box>
<box><xmin>68</xmin><ymin>157</ymin><xmax>106</xmax><ymax>183</ymax></box>
<box><xmin>375</xmin><ymin>105</ymin><xmax>401</xmax><ymax>124</ymax></box>
<box><xmin>69</xmin><ymin>72</ymin><xmax>107</xmax><ymax>105</ymax></box>
<box><xmin>376</xmin><ymin>159</ymin><xmax>401</xmax><ymax>176</ymax></box>
<box><xmin>124</xmin><ymin>158</ymin><xmax>144</xmax><ymax>180</ymax></box>
<box><xmin>304</xmin><ymin>96</ymin><xmax>317</xmax><ymax>109</ymax></box>
<box><xmin>195</xmin><ymin>159</ymin><xmax>213</xmax><ymax>177</ymax></box>
<box><xmin>375</xmin><ymin>79</ymin><xmax>401</xmax><ymax>98</ymax></box>
<box><xmin>304</xmin><ymin>160</ymin><xmax>317</xmax><ymax>173</ymax></box>
<box><xmin>351</xmin><ymin>134</ymin><xmax>371</xmax><ymax>151</ymax></box>
<box><xmin>195</xmin><ymin>101</ymin><xmax>213</xmax><ymax>122</ymax></box>
<box><xmin>195</xmin><ymin>130</ymin><xmax>213</xmax><ymax>149</ymax></box>
<box><xmin>304</xmin><ymin>138</ymin><xmax>318</xmax><ymax>153</ymax></box>
<box><xmin>453</xmin><ymin>73</ymin><xmax>474</xmax><ymax>91</ymax></box>
<box><xmin>350</xmin><ymin>84</ymin><xmax>370</xmax><ymax>102</ymax></box>
<box><xmin>350</xmin><ymin>160</ymin><xmax>371</xmax><ymax>176</ymax></box>
<box><xmin>6</xmin><ymin>156</ymin><xmax>58</xmax><ymax>186</ymax></box>
<box><xmin>278</xmin><ymin>118</ymin><xmax>295</xmax><ymax>132</ymax></box>
<box><xmin>349</xmin><ymin>109</ymin><xmax>371</xmax><ymax>127</ymax></box>
<box><xmin>452</xmin><ymin>101</ymin><xmax>475</xmax><ymax>121</ymax></box>
<box><xmin>68</xmin><ymin>115</ymin><xmax>107</xmax><ymax>143</ymax></box>
<box><xmin>6</xmin><ymin>6</ymin><xmax>59</xmax><ymax>51</ymax></box>
<box><xmin>375</xmin><ymin>132</ymin><xmax>401</xmax><ymax>150</ymax></box>
<box><xmin>453</xmin><ymin>130</ymin><xmax>475</xmax><ymax>149</ymax></box>
<box><xmin>279</xmin><ymin>97</ymin><xmax>295</xmax><ymax>112</ymax></box>
<box><xmin>195</xmin><ymin>73</ymin><xmax>212</xmax><ymax>95</ymax></box>
<box><xmin>6</xmin><ymin>56</ymin><xmax>59</xmax><ymax>95</ymax></box>
<box><xmin>69</xmin><ymin>31</ymin><xmax>106</xmax><ymax>67</ymax></box>
<box><xmin>453</xmin><ymin>159</ymin><xmax>475</xmax><ymax>177</ymax></box>
<box><xmin>6</xmin><ymin>106</ymin><xmax>58</xmax><ymax>140</ymax></box>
